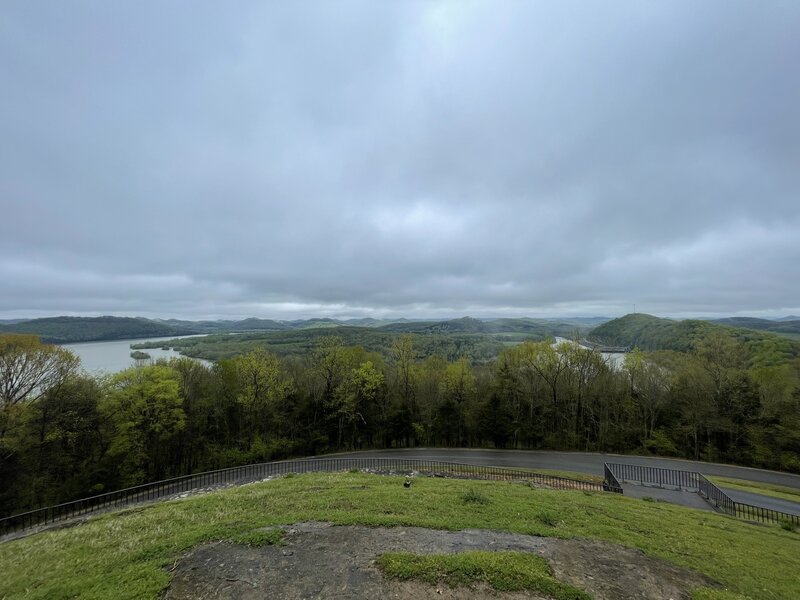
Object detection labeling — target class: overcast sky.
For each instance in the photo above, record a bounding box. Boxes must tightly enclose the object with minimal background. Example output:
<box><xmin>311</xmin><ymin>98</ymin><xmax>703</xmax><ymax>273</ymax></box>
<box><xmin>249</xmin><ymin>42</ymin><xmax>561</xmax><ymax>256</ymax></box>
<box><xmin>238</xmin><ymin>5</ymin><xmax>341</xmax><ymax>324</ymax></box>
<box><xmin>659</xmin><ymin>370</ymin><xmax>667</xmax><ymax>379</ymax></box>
<box><xmin>2</xmin><ymin>1</ymin><xmax>799</xmax><ymax>321</ymax></box>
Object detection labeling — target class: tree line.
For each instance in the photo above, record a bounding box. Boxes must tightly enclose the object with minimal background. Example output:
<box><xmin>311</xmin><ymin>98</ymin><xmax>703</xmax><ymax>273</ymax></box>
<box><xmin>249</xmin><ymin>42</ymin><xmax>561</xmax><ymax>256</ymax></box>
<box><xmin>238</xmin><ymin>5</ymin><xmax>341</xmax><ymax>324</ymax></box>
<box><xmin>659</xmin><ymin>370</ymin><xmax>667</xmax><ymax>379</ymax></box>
<box><xmin>1</xmin><ymin>331</ymin><xmax>798</xmax><ymax>516</ymax></box>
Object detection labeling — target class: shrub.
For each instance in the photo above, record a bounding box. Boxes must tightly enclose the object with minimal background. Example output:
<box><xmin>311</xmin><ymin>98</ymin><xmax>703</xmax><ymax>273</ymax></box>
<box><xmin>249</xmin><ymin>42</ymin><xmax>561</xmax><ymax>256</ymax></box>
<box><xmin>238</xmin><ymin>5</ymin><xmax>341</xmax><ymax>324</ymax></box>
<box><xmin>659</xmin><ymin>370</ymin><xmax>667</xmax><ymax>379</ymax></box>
<box><xmin>535</xmin><ymin>510</ymin><xmax>559</xmax><ymax>527</ymax></box>
<box><xmin>461</xmin><ymin>488</ymin><xmax>490</xmax><ymax>505</ymax></box>
<box><xmin>779</xmin><ymin>519</ymin><xmax>797</xmax><ymax>532</ymax></box>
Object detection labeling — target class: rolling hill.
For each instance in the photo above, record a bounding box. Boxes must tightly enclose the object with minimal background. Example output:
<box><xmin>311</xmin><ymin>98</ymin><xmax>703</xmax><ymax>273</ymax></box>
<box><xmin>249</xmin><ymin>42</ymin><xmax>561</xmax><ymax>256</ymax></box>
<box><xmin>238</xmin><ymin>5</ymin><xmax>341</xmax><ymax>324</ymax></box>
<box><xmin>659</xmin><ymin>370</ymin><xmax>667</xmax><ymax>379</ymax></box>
<box><xmin>711</xmin><ymin>317</ymin><xmax>800</xmax><ymax>338</ymax></box>
<box><xmin>589</xmin><ymin>313</ymin><xmax>800</xmax><ymax>367</ymax></box>
<box><xmin>0</xmin><ymin>316</ymin><xmax>187</xmax><ymax>343</ymax></box>
<box><xmin>1</xmin><ymin>315</ymin><xmax>603</xmax><ymax>345</ymax></box>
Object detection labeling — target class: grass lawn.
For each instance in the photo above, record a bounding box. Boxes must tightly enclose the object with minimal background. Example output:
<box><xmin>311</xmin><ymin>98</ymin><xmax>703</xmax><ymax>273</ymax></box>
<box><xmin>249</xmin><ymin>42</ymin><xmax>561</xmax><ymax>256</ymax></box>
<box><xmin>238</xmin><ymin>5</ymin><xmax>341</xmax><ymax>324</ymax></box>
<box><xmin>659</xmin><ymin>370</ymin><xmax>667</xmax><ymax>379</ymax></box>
<box><xmin>0</xmin><ymin>472</ymin><xmax>797</xmax><ymax>599</ymax></box>
<box><xmin>406</xmin><ymin>463</ymin><xmax>603</xmax><ymax>483</ymax></box>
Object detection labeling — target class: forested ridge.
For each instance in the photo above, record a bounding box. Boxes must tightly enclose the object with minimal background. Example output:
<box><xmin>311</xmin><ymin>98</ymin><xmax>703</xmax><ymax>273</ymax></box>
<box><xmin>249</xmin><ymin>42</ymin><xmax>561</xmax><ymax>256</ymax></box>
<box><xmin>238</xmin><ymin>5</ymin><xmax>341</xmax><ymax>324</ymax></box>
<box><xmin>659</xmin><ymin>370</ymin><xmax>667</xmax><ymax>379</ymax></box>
<box><xmin>1</xmin><ymin>315</ymin><xmax>799</xmax><ymax>518</ymax></box>
<box><xmin>710</xmin><ymin>316</ymin><xmax>800</xmax><ymax>338</ymax></box>
<box><xmin>0</xmin><ymin>315</ymin><xmax>597</xmax><ymax>344</ymax></box>
<box><xmin>590</xmin><ymin>313</ymin><xmax>800</xmax><ymax>367</ymax></box>
<box><xmin>0</xmin><ymin>316</ymin><xmax>186</xmax><ymax>343</ymax></box>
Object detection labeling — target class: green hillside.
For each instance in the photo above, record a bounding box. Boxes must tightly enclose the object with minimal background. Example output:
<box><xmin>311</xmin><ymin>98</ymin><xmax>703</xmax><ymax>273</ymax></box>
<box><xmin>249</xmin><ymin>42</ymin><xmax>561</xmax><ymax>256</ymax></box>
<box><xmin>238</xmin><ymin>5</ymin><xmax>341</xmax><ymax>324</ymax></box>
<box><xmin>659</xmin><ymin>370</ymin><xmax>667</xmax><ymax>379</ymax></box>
<box><xmin>379</xmin><ymin>316</ymin><xmax>589</xmax><ymax>337</ymax></box>
<box><xmin>711</xmin><ymin>317</ymin><xmax>800</xmax><ymax>339</ymax></box>
<box><xmin>590</xmin><ymin>313</ymin><xmax>800</xmax><ymax>367</ymax></box>
<box><xmin>0</xmin><ymin>315</ymin><xmax>601</xmax><ymax>345</ymax></box>
<box><xmin>0</xmin><ymin>316</ymin><xmax>186</xmax><ymax>343</ymax></box>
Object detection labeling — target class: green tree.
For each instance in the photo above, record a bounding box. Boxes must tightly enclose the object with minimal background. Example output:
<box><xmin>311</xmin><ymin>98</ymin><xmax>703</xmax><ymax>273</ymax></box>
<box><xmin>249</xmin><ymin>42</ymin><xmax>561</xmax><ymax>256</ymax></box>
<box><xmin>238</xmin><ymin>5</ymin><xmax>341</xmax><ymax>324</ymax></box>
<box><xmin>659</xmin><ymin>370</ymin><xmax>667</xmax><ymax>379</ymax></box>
<box><xmin>0</xmin><ymin>334</ymin><xmax>79</xmax><ymax>437</ymax></box>
<box><xmin>624</xmin><ymin>348</ymin><xmax>670</xmax><ymax>443</ymax></box>
<box><xmin>101</xmin><ymin>365</ymin><xmax>185</xmax><ymax>485</ymax></box>
<box><xmin>439</xmin><ymin>359</ymin><xmax>476</xmax><ymax>446</ymax></box>
<box><xmin>520</xmin><ymin>341</ymin><xmax>569</xmax><ymax>440</ymax></box>
<box><xmin>24</xmin><ymin>375</ymin><xmax>104</xmax><ymax>508</ymax></box>
<box><xmin>391</xmin><ymin>336</ymin><xmax>418</xmax><ymax>418</ymax></box>
<box><xmin>231</xmin><ymin>348</ymin><xmax>293</xmax><ymax>443</ymax></box>
<box><xmin>336</xmin><ymin>360</ymin><xmax>385</xmax><ymax>448</ymax></box>
<box><xmin>562</xmin><ymin>344</ymin><xmax>607</xmax><ymax>446</ymax></box>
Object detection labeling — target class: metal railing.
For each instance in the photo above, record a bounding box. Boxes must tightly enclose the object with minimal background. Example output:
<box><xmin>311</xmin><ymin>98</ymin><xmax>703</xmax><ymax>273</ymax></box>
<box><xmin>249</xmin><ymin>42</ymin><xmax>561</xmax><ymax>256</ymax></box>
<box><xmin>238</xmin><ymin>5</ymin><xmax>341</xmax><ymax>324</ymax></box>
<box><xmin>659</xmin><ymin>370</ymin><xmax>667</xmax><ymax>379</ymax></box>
<box><xmin>697</xmin><ymin>474</ymin><xmax>736</xmax><ymax>516</ymax></box>
<box><xmin>606</xmin><ymin>463</ymin><xmax>800</xmax><ymax>527</ymax></box>
<box><xmin>0</xmin><ymin>457</ymin><xmax>605</xmax><ymax>538</ymax></box>
<box><xmin>603</xmin><ymin>463</ymin><xmax>624</xmax><ymax>494</ymax></box>
<box><xmin>605</xmin><ymin>462</ymin><xmax>700</xmax><ymax>491</ymax></box>
<box><xmin>735</xmin><ymin>503</ymin><xmax>800</xmax><ymax>526</ymax></box>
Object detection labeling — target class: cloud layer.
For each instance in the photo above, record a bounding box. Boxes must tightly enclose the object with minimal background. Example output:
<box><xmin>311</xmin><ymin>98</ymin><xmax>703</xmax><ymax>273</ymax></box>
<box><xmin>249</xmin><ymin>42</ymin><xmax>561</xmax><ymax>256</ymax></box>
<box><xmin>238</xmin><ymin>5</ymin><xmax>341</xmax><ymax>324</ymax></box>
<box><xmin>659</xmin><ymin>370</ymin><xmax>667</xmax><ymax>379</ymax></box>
<box><xmin>2</xmin><ymin>1</ymin><xmax>799</xmax><ymax>319</ymax></box>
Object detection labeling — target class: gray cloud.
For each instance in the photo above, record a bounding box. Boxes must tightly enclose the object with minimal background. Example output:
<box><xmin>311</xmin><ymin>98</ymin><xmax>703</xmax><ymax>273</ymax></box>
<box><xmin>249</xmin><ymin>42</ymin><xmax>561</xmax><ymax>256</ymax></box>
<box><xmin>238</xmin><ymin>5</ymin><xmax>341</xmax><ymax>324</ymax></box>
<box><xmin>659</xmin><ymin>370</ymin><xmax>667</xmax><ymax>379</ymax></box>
<box><xmin>2</xmin><ymin>1</ymin><xmax>799</xmax><ymax>320</ymax></box>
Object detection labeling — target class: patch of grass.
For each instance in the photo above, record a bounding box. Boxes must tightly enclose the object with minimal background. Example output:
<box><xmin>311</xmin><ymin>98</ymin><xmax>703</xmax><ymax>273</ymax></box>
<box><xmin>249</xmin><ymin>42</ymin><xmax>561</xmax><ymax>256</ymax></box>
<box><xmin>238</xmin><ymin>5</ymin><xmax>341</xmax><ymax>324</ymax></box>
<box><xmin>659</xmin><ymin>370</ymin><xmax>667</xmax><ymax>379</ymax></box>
<box><xmin>0</xmin><ymin>472</ymin><xmax>798</xmax><ymax>599</ymax></box>
<box><xmin>531</xmin><ymin>468</ymin><xmax>603</xmax><ymax>483</ymax></box>
<box><xmin>378</xmin><ymin>551</ymin><xmax>590</xmax><ymax>600</ymax></box>
<box><xmin>534</xmin><ymin>510</ymin><xmax>560</xmax><ymax>528</ymax></box>
<box><xmin>229</xmin><ymin>527</ymin><xmax>284</xmax><ymax>547</ymax></box>
<box><xmin>691</xmin><ymin>588</ymin><xmax>752</xmax><ymax>600</ymax></box>
<box><xmin>461</xmin><ymin>488</ymin><xmax>490</xmax><ymax>505</ymax></box>
<box><xmin>709</xmin><ymin>477</ymin><xmax>800</xmax><ymax>503</ymax></box>
<box><xmin>779</xmin><ymin>519</ymin><xmax>797</xmax><ymax>533</ymax></box>
<box><xmin>427</xmin><ymin>465</ymin><xmax>602</xmax><ymax>483</ymax></box>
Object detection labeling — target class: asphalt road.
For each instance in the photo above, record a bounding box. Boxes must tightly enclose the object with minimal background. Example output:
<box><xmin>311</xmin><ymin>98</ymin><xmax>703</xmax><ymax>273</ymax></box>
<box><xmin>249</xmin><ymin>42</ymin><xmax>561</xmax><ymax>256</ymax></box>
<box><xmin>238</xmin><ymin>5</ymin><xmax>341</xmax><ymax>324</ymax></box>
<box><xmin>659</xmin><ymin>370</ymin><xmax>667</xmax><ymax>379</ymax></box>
<box><xmin>324</xmin><ymin>448</ymin><xmax>800</xmax><ymax>515</ymax></box>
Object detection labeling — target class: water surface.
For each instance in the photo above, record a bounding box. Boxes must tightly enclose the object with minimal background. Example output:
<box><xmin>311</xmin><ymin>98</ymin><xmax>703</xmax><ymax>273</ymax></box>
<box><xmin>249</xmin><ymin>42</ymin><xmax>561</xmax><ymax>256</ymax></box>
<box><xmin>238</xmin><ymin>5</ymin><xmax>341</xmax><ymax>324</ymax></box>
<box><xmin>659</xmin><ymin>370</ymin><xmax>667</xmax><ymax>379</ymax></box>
<box><xmin>62</xmin><ymin>336</ymin><xmax>210</xmax><ymax>375</ymax></box>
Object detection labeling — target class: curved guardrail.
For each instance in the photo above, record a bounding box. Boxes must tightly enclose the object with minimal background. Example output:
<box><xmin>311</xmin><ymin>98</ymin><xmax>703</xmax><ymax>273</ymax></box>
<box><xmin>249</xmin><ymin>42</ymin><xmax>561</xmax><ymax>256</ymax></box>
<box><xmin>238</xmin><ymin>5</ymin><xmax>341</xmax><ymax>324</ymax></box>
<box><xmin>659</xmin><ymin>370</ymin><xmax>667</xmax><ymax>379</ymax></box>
<box><xmin>0</xmin><ymin>457</ymin><xmax>607</xmax><ymax>539</ymax></box>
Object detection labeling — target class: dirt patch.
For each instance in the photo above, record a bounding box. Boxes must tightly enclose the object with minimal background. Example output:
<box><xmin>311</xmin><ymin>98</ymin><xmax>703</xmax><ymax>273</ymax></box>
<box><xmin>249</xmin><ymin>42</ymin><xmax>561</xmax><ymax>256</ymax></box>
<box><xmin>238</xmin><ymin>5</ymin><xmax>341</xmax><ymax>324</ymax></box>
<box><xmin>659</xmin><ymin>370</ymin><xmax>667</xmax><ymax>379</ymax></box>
<box><xmin>164</xmin><ymin>522</ymin><xmax>716</xmax><ymax>600</ymax></box>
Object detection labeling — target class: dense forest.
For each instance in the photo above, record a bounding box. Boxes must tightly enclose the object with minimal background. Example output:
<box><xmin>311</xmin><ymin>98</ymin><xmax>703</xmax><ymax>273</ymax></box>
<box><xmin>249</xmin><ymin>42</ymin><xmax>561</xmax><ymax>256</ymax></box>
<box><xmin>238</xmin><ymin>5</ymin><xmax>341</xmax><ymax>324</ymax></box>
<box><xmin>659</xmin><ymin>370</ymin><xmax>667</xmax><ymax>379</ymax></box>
<box><xmin>2</xmin><ymin>317</ymin><xmax>799</xmax><ymax>517</ymax></box>
<box><xmin>132</xmin><ymin>326</ymin><xmax>584</xmax><ymax>364</ymax></box>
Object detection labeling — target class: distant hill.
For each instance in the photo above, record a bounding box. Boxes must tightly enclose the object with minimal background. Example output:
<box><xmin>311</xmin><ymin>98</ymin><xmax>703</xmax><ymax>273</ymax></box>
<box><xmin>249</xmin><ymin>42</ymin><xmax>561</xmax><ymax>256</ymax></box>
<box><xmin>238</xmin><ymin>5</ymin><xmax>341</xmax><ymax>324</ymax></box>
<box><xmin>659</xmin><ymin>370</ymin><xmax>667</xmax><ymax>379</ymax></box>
<box><xmin>343</xmin><ymin>318</ymin><xmax>396</xmax><ymax>327</ymax></box>
<box><xmin>0</xmin><ymin>316</ymin><xmax>187</xmax><ymax>343</ymax></box>
<box><xmin>0</xmin><ymin>316</ymin><xmax>302</xmax><ymax>342</ymax></box>
<box><xmin>287</xmin><ymin>318</ymin><xmax>342</xmax><ymax>330</ymax></box>
<box><xmin>777</xmin><ymin>315</ymin><xmax>800</xmax><ymax>322</ymax></box>
<box><xmin>153</xmin><ymin>318</ymin><xmax>236</xmax><ymax>333</ymax></box>
<box><xmin>381</xmin><ymin>316</ymin><xmax>486</xmax><ymax>334</ymax></box>
<box><xmin>589</xmin><ymin>313</ymin><xmax>800</xmax><ymax>367</ymax></box>
<box><xmin>231</xmin><ymin>318</ymin><xmax>290</xmax><ymax>331</ymax></box>
<box><xmin>588</xmin><ymin>314</ymin><xmax>703</xmax><ymax>352</ymax></box>
<box><xmin>710</xmin><ymin>317</ymin><xmax>800</xmax><ymax>339</ymax></box>
<box><xmin>379</xmin><ymin>316</ymin><xmax>591</xmax><ymax>338</ymax></box>
<box><xmin>0</xmin><ymin>314</ymin><xmax>604</xmax><ymax>346</ymax></box>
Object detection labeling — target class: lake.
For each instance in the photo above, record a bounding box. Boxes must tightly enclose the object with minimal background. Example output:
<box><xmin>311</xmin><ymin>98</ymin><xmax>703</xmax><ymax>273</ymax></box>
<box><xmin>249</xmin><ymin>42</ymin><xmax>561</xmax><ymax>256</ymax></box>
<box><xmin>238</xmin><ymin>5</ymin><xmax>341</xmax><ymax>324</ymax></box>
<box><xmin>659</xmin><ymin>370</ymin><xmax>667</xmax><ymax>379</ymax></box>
<box><xmin>554</xmin><ymin>337</ymin><xmax>627</xmax><ymax>369</ymax></box>
<box><xmin>62</xmin><ymin>336</ymin><xmax>211</xmax><ymax>375</ymax></box>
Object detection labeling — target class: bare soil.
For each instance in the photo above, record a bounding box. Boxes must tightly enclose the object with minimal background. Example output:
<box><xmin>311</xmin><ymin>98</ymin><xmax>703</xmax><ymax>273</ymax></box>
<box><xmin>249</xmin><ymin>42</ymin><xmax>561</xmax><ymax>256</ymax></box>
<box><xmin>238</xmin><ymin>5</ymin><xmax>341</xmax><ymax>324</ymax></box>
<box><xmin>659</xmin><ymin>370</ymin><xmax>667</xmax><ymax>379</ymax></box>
<box><xmin>163</xmin><ymin>522</ymin><xmax>716</xmax><ymax>600</ymax></box>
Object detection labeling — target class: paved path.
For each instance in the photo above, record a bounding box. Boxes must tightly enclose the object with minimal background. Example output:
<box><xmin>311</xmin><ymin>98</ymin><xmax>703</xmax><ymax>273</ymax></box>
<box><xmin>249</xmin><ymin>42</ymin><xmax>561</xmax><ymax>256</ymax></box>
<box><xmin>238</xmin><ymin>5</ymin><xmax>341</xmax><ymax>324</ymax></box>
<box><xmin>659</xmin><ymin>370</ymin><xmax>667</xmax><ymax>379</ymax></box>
<box><xmin>620</xmin><ymin>484</ymin><xmax>713</xmax><ymax>511</ymax></box>
<box><xmin>323</xmin><ymin>448</ymin><xmax>800</xmax><ymax>515</ymax></box>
